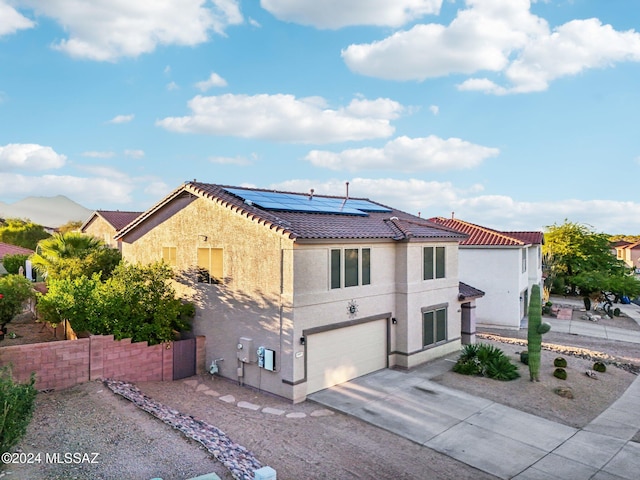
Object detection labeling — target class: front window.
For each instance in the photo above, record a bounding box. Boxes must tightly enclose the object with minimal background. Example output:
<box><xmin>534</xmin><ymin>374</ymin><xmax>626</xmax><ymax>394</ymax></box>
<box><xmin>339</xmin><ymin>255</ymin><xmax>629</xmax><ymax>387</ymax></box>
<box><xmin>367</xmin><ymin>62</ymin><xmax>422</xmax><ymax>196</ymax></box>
<box><xmin>330</xmin><ymin>247</ymin><xmax>371</xmax><ymax>289</ymax></box>
<box><xmin>424</xmin><ymin>246</ymin><xmax>445</xmax><ymax>280</ymax></box>
<box><xmin>423</xmin><ymin>307</ymin><xmax>447</xmax><ymax>347</ymax></box>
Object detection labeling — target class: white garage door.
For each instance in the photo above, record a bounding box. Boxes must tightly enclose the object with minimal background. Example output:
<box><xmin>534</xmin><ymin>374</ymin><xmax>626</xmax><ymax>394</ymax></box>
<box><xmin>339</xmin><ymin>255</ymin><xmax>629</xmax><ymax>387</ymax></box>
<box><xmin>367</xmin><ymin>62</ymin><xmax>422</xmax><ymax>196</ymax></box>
<box><xmin>306</xmin><ymin>319</ymin><xmax>387</xmax><ymax>394</ymax></box>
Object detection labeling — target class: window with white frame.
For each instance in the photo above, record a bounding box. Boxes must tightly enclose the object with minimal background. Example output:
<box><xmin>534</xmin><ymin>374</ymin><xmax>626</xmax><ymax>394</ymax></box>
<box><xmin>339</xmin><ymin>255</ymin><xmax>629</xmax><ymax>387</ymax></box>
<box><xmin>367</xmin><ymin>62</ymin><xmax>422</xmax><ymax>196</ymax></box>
<box><xmin>423</xmin><ymin>306</ymin><xmax>447</xmax><ymax>347</ymax></box>
<box><xmin>330</xmin><ymin>247</ymin><xmax>371</xmax><ymax>289</ymax></box>
<box><xmin>424</xmin><ymin>246</ymin><xmax>445</xmax><ymax>280</ymax></box>
<box><xmin>522</xmin><ymin>249</ymin><xmax>527</xmax><ymax>273</ymax></box>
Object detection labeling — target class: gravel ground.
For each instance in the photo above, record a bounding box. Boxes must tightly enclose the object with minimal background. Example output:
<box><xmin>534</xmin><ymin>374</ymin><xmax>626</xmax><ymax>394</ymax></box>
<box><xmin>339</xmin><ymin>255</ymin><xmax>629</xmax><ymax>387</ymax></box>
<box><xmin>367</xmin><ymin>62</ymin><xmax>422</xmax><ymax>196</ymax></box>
<box><xmin>4</xmin><ymin>308</ymin><xmax>640</xmax><ymax>480</ymax></box>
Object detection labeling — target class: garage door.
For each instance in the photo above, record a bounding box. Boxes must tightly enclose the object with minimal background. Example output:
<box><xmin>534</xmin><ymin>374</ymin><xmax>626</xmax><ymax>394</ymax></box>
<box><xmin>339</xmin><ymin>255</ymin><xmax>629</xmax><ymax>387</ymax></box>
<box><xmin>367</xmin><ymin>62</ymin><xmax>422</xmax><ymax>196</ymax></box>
<box><xmin>306</xmin><ymin>319</ymin><xmax>387</xmax><ymax>394</ymax></box>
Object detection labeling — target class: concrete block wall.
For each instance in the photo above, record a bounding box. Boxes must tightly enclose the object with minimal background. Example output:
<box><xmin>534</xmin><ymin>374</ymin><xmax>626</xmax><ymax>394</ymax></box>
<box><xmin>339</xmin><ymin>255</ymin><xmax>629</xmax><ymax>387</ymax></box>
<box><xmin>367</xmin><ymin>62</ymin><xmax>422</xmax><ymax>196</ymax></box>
<box><xmin>0</xmin><ymin>335</ymin><xmax>206</xmax><ymax>391</ymax></box>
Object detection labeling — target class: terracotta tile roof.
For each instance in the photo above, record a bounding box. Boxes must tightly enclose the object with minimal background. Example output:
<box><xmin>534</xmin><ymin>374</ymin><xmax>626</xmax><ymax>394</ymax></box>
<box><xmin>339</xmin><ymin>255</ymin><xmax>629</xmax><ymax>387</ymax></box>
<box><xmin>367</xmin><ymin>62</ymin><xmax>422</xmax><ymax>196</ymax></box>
<box><xmin>429</xmin><ymin>217</ymin><xmax>543</xmax><ymax>247</ymax></box>
<box><xmin>0</xmin><ymin>242</ymin><xmax>34</xmax><ymax>260</ymax></box>
<box><xmin>502</xmin><ymin>231</ymin><xmax>544</xmax><ymax>245</ymax></box>
<box><xmin>117</xmin><ymin>182</ymin><xmax>467</xmax><ymax>242</ymax></box>
<box><xmin>458</xmin><ymin>281</ymin><xmax>485</xmax><ymax>300</ymax></box>
<box><xmin>95</xmin><ymin>210</ymin><xmax>143</xmax><ymax>231</ymax></box>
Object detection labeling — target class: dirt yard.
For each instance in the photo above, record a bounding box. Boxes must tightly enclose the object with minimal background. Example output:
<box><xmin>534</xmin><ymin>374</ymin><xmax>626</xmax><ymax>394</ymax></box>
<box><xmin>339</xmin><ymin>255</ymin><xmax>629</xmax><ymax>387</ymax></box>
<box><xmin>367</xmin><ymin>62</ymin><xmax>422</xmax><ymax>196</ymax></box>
<box><xmin>3</xmin><ymin>307</ymin><xmax>640</xmax><ymax>479</ymax></box>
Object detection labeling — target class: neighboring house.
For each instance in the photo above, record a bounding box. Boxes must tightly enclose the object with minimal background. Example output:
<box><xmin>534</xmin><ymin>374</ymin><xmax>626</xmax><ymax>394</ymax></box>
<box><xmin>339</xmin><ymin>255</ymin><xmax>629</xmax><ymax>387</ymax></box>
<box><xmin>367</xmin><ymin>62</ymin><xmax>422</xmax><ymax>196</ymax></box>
<box><xmin>115</xmin><ymin>182</ymin><xmax>483</xmax><ymax>403</ymax></box>
<box><xmin>429</xmin><ymin>216</ymin><xmax>544</xmax><ymax>329</ymax></box>
<box><xmin>0</xmin><ymin>242</ymin><xmax>34</xmax><ymax>275</ymax></box>
<box><xmin>611</xmin><ymin>240</ymin><xmax>640</xmax><ymax>274</ymax></box>
<box><xmin>81</xmin><ymin>210</ymin><xmax>142</xmax><ymax>249</ymax></box>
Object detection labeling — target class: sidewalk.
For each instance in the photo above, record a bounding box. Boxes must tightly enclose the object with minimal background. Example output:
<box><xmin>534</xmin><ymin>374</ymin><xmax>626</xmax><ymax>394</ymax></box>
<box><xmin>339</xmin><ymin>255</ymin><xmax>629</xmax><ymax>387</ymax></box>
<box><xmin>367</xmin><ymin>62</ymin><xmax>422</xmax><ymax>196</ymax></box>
<box><xmin>310</xmin><ymin>304</ymin><xmax>640</xmax><ymax>479</ymax></box>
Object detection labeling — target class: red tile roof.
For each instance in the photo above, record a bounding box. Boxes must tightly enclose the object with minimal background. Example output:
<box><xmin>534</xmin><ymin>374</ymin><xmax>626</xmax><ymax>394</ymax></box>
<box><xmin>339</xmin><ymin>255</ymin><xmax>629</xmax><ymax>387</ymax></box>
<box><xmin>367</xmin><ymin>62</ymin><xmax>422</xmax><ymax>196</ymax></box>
<box><xmin>117</xmin><ymin>182</ymin><xmax>468</xmax><ymax>242</ymax></box>
<box><xmin>0</xmin><ymin>242</ymin><xmax>34</xmax><ymax>260</ymax></box>
<box><xmin>429</xmin><ymin>217</ymin><xmax>543</xmax><ymax>246</ymax></box>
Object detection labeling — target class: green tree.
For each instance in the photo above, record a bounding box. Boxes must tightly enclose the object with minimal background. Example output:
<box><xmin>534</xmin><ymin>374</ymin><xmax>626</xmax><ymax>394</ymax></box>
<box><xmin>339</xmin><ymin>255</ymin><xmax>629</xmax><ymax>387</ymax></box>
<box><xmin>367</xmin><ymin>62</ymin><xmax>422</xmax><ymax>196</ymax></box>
<box><xmin>544</xmin><ymin>220</ymin><xmax>639</xmax><ymax>297</ymax></box>
<box><xmin>0</xmin><ymin>219</ymin><xmax>50</xmax><ymax>250</ymax></box>
<box><xmin>0</xmin><ymin>275</ymin><xmax>35</xmax><ymax>330</ymax></box>
<box><xmin>37</xmin><ymin>263</ymin><xmax>193</xmax><ymax>345</ymax></box>
<box><xmin>57</xmin><ymin>220</ymin><xmax>83</xmax><ymax>234</ymax></box>
<box><xmin>31</xmin><ymin>232</ymin><xmax>121</xmax><ymax>281</ymax></box>
<box><xmin>1</xmin><ymin>254</ymin><xmax>29</xmax><ymax>275</ymax></box>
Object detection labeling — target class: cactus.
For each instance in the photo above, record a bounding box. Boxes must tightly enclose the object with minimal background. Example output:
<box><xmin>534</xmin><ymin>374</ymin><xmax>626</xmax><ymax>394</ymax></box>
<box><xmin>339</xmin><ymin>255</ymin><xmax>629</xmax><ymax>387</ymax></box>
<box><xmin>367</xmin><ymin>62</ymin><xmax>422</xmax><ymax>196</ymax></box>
<box><xmin>527</xmin><ymin>284</ymin><xmax>551</xmax><ymax>381</ymax></box>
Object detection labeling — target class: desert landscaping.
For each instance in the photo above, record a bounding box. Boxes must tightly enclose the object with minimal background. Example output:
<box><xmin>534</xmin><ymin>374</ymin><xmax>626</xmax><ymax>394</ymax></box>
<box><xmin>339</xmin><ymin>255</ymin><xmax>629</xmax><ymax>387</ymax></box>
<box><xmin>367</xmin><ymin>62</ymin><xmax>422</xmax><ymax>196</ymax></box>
<box><xmin>3</xmin><ymin>299</ymin><xmax>639</xmax><ymax>480</ymax></box>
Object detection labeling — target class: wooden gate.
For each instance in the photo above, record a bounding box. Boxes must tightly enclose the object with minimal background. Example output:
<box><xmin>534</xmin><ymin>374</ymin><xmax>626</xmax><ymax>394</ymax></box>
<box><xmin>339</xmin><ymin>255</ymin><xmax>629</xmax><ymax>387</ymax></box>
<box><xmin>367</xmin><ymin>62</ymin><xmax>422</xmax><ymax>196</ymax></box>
<box><xmin>173</xmin><ymin>338</ymin><xmax>196</xmax><ymax>380</ymax></box>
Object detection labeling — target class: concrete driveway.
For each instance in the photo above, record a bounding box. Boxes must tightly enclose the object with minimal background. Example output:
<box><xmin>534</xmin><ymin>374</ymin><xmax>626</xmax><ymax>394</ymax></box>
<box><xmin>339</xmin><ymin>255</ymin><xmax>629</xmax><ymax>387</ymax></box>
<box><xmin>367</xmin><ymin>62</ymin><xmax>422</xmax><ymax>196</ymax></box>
<box><xmin>309</xmin><ymin>356</ymin><xmax>640</xmax><ymax>480</ymax></box>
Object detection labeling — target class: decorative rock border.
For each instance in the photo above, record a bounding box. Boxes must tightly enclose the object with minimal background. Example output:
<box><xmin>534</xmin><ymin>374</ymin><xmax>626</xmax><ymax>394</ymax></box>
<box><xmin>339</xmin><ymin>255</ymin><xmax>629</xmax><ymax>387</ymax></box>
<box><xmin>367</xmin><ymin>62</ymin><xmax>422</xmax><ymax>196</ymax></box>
<box><xmin>478</xmin><ymin>333</ymin><xmax>640</xmax><ymax>375</ymax></box>
<box><xmin>104</xmin><ymin>379</ymin><xmax>262</xmax><ymax>480</ymax></box>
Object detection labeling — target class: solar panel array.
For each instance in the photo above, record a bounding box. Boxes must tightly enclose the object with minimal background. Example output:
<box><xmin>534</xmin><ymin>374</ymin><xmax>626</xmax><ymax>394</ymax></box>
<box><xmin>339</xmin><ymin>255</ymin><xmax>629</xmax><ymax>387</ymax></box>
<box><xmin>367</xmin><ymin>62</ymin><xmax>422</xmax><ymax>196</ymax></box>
<box><xmin>224</xmin><ymin>187</ymin><xmax>391</xmax><ymax>216</ymax></box>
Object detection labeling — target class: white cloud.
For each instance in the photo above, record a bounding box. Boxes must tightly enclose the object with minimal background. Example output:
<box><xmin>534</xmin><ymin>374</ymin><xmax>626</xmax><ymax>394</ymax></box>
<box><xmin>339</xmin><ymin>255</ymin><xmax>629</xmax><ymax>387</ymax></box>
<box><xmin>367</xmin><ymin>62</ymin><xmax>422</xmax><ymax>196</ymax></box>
<box><xmin>19</xmin><ymin>0</ymin><xmax>243</xmax><ymax>61</ymax></box>
<box><xmin>305</xmin><ymin>135</ymin><xmax>499</xmax><ymax>172</ymax></box>
<box><xmin>270</xmin><ymin>177</ymin><xmax>640</xmax><ymax>232</ymax></box>
<box><xmin>342</xmin><ymin>0</ymin><xmax>640</xmax><ymax>94</ymax></box>
<box><xmin>81</xmin><ymin>151</ymin><xmax>115</xmax><ymax>159</ymax></box>
<box><xmin>0</xmin><ymin>143</ymin><xmax>66</xmax><ymax>171</ymax></box>
<box><xmin>429</xmin><ymin>105</ymin><xmax>439</xmax><ymax>115</ymax></box>
<box><xmin>0</xmin><ymin>172</ymin><xmax>134</xmax><ymax>204</ymax></box>
<box><xmin>209</xmin><ymin>155</ymin><xmax>254</xmax><ymax>166</ymax></box>
<box><xmin>0</xmin><ymin>1</ymin><xmax>35</xmax><ymax>36</ymax></box>
<box><xmin>108</xmin><ymin>114</ymin><xmax>134</xmax><ymax>124</ymax></box>
<box><xmin>166</xmin><ymin>81</ymin><xmax>180</xmax><ymax>91</ymax></box>
<box><xmin>261</xmin><ymin>0</ymin><xmax>442</xmax><ymax>29</ymax></box>
<box><xmin>124</xmin><ymin>149</ymin><xmax>145</xmax><ymax>159</ymax></box>
<box><xmin>195</xmin><ymin>72</ymin><xmax>228</xmax><ymax>91</ymax></box>
<box><xmin>157</xmin><ymin>93</ymin><xmax>403</xmax><ymax>143</ymax></box>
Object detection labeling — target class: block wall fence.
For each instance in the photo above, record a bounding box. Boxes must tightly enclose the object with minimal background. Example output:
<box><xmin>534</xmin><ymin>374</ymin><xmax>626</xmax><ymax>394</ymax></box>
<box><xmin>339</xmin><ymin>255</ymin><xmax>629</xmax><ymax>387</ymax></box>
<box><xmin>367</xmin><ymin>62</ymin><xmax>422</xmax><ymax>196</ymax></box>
<box><xmin>0</xmin><ymin>335</ymin><xmax>206</xmax><ymax>391</ymax></box>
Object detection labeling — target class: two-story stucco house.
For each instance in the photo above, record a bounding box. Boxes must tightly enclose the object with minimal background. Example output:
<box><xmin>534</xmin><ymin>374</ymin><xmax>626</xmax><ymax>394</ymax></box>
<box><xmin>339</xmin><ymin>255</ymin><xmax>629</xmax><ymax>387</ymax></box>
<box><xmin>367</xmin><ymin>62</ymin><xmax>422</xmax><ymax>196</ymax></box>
<box><xmin>81</xmin><ymin>210</ymin><xmax>142</xmax><ymax>249</ymax></box>
<box><xmin>115</xmin><ymin>182</ymin><xmax>483</xmax><ymax>402</ymax></box>
<box><xmin>430</xmin><ymin>216</ymin><xmax>543</xmax><ymax>329</ymax></box>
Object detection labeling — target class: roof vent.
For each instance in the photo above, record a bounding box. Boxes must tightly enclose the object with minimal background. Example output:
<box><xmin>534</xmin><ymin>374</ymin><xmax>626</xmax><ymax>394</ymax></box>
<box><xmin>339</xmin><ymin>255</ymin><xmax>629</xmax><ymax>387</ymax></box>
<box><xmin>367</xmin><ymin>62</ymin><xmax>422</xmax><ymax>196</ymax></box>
<box><xmin>245</xmin><ymin>199</ymin><xmax>253</xmax><ymax>206</ymax></box>
<box><xmin>390</xmin><ymin>216</ymin><xmax>399</xmax><ymax>221</ymax></box>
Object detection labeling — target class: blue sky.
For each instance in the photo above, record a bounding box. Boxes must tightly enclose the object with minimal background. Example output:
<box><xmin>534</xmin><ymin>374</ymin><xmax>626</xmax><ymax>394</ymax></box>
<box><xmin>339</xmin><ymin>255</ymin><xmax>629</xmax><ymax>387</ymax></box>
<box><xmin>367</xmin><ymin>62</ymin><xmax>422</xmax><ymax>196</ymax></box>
<box><xmin>1</xmin><ymin>0</ymin><xmax>640</xmax><ymax>233</ymax></box>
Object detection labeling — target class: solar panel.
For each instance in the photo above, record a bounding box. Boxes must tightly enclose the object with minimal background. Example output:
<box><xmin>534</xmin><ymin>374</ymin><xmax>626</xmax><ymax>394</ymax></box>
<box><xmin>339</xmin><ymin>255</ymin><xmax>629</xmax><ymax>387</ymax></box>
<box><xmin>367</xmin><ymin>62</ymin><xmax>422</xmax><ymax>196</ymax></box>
<box><xmin>224</xmin><ymin>187</ymin><xmax>391</xmax><ymax>216</ymax></box>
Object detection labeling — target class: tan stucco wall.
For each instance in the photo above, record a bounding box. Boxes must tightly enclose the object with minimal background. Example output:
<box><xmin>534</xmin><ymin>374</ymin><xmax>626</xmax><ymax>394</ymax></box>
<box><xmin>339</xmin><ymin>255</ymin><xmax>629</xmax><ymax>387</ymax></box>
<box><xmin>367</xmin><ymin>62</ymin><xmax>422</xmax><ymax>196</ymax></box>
<box><xmin>120</xmin><ymin>196</ymin><xmax>296</xmax><ymax>400</ymax></box>
<box><xmin>82</xmin><ymin>216</ymin><xmax>118</xmax><ymax>247</ymax></box>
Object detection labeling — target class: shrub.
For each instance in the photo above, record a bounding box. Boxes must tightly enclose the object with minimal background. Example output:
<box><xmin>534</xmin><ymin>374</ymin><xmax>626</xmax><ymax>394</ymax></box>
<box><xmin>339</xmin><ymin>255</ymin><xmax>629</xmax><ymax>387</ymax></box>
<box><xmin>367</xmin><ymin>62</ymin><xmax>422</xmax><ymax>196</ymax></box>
<box><xmin>1</xmin><ymin>254</ymin><xmax>30</xmax><ymax>276</ymax></box>
<box><xmin>0</xmin><ymin>275</ymin><xmax>36</xmax><ymax>328</ymax></box>
<box><xmin>0</xmin><ymin>367</ymin><xmax>37</xmax><ymax>457</ymax></box>
<box><xmin>593</xmin><ymin>362</ymin><xmax>607</xmax><ymax>373</ymax></box>
<box><xmin>553</xmin><ymin>368</ymin><xmax>567</xmax><ymax>380</ymax></box>
<box><xmin>554</xmin><ymin>357</ymin><xmax>567</xmax><ymax>368</ymax></box>
<box><xmin>453</xmin><ymin>343</ymin><xmax>520</xmax><ymax>381</ymax></box>
<box><xmin>520</xmin><ymin>351</ymin><xmax>529</xmax><ymax>365</ymax></box>
<box><xmin>613</xmin><ymin>307</ymin><xmax>621</xmax><ymax>317</ymax></box>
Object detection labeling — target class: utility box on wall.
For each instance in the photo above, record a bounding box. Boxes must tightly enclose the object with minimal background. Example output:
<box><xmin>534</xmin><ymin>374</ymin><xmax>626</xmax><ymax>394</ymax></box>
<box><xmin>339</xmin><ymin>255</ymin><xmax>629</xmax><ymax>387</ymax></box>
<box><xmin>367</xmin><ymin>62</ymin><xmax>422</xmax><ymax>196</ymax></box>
<box><xmin>237</xmin><ymin>337</ymin><xmax>255</xmax><ymax>363</ymax></box>
<box><xmin>263</xmin><ymin>348</ymin><xmax>275</xmax><ymax>372</ymax></box>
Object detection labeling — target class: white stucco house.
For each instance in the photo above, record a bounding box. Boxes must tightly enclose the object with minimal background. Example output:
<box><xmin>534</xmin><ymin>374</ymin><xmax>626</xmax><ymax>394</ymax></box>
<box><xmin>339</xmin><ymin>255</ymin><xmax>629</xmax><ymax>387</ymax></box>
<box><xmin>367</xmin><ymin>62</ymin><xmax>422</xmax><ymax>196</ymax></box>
<box><xmin>429</xmin><ymin>216</ymin><xmax>543</xmax><ymax>329</ymax></box>
<box><xmin>114</xmin><ymin>182</ymin><xmax>484</xmax><ymax>402</ymax></box>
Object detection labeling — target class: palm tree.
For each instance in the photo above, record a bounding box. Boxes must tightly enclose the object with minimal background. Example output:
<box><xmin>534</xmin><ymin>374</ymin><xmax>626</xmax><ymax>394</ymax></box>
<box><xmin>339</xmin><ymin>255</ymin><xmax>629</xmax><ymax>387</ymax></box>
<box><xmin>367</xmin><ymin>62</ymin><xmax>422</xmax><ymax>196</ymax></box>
<box><xmin>31</xmin><ymin>232</ymin><xmax>120</xmax><ymax>280</ymax></box>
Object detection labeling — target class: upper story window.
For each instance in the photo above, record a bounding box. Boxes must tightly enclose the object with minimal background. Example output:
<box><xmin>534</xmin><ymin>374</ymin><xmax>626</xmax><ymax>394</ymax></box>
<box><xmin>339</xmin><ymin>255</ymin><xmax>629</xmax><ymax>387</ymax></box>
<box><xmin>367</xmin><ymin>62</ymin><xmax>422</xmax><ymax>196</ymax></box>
<box><xmin>331</xmin><ymin>247</ymin><xmax>371</xmax><ymax>289</ymax></box>
<box><xmin>424</xmin><ymin>246</ymin><xmax>445</xmax><ymax>280</ymax></box>
<box><xmin>522</xmin><ymin>249</ymin><xmax>527</xmax><ymax>273</ymax></box>
<box><xmin>162</xmin><ymin>246</ymin><xmax>177</xmax><ymax>266</ymax></box>
<box><xmin>197</xmin><ymin>247</ymin><xmax>223</xmax><ymax>284</ymax></box>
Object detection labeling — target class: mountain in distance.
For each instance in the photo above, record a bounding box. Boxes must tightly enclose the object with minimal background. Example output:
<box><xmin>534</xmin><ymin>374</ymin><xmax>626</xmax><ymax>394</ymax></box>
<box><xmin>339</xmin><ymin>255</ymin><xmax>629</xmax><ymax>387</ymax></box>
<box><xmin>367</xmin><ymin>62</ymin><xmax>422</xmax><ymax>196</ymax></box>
<box><xmin>0</xmin><ymin>195</ymin><xmax>92</xmax><ymax>228</ymax></box>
